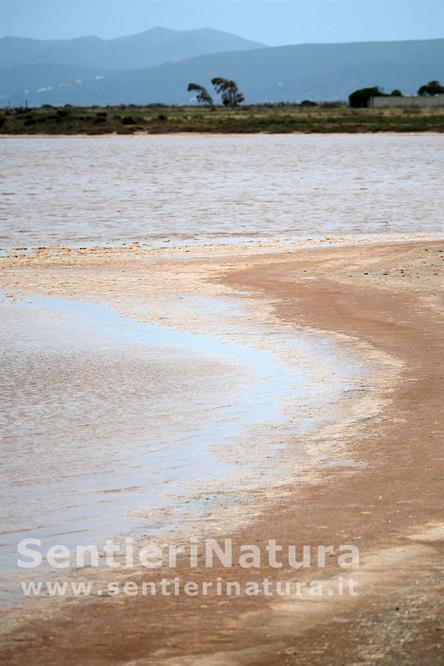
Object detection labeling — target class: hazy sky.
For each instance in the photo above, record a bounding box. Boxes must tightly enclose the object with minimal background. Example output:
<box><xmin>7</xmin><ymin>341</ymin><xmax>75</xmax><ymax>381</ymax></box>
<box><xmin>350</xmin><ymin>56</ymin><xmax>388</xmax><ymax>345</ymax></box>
<box><xmin>1</xmin><ymin>0</ymin><xmax>443</xmax><ymax>45</ymax></box>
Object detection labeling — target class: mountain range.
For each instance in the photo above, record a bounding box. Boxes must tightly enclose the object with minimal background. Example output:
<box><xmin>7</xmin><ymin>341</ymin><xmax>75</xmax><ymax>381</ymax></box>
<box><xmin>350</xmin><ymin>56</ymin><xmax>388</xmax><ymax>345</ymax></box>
<box><xmin>0</xmin><ymin>27</ymin><xmax>263</xmax><ymax>70</ymax></box>
<box><xmin>0</xmin><ymin>27</ymin><xmax>442</xmax><ymax>106</ymax></box>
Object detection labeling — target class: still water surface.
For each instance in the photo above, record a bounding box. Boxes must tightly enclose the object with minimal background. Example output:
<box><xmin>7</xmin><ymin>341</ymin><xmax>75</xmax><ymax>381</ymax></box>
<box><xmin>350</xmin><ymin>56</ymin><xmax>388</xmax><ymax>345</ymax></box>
<box><xmin>1</xmin><ymin>134</ymin><xmax>443</xmax><ymax>248</ymax></box>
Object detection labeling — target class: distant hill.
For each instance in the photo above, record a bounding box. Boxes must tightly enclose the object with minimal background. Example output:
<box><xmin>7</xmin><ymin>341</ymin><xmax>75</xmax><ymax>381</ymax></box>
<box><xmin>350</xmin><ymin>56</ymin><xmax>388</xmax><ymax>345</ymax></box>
<box><xmin>0</xmin><ymin>27</ymin><xmax>264</xmax><ymax>70</ymax></box>
<box><xmin>1</xmin><ymin>37</ymin><xmax>442</xmax><ymax>107</ymax></box>
<box><xmin>0</xmin><ymin>64</ymin><xmax>117</xmax><ymax>103</ymax></box>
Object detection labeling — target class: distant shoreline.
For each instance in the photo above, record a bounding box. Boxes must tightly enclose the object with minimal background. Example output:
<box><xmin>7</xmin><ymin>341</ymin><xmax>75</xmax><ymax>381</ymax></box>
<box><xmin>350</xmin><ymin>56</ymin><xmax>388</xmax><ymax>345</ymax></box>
<box><xmin>1</xmin><ymin>104</ymin><xmax>444</xmax><ymax>135</ymax></box>
<box><xmin>2</xmin><ymin>131</ymin><xmax>444</xmax><ymax>139</ymax></box>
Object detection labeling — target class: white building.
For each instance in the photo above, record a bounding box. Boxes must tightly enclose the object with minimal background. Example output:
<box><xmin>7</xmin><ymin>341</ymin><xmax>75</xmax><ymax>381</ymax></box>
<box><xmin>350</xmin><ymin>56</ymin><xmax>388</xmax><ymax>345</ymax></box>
<box><xmin>369</xmin><ymin>94</ymin><xmax>444</xmax><ymax>108</ymax></box>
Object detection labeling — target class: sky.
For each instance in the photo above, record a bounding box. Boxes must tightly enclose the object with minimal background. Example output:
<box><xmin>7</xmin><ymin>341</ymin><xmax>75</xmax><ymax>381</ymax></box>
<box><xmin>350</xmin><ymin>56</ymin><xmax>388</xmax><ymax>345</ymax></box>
<box><xmin>0</xmin><ymin>0</ymin><xmax>443</xmax><ymax>45</ymax></box>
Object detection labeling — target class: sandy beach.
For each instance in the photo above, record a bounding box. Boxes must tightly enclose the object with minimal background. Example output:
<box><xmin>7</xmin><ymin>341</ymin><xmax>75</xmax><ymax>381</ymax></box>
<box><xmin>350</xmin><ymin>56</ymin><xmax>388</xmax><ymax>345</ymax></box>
<box><xmin>1</xmin><ymin>236</ymin><xmax>443</xmax><ymax>664</ymax></box>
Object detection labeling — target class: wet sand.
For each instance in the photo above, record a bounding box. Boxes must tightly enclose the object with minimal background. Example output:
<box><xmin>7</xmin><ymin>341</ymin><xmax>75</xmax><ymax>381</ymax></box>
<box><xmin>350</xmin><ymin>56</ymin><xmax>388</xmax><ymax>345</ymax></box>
<box><xmin>0</xmin><ymin>264</ymin><xmax>374</xmax><ymax>588</ymax></box>
<box><xmin>0</xmin><ymin>237</ymin><xmax>443</xmax><ymax>664</ymax></box>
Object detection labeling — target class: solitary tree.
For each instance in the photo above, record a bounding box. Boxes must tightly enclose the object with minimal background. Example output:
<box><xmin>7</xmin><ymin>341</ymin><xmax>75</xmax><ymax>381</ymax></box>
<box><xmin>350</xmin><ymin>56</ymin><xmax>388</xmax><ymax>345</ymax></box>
<box><xmin>211</xmin><ymin>77</ymin><xmax>244</xmax><ymax>107</ymax></box>
<box><xmin>417</xmin><ymin>80</ymin><xmax>444</xmax><ymax>96</ymax></box>
<box><xmin>349</xmin><ymin>86</ymin><xmax>382</xmax><ymax>108</ymax></box>
<box><xmin>187</xmin><ymin>83</ymin><xmax>214</xmax><ymax>106</ymax></box>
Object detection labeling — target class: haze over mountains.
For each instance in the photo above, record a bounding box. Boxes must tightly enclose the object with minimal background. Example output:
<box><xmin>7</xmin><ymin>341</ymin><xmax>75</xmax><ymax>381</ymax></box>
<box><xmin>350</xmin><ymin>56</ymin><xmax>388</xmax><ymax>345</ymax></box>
<box><xmin>0</xmin><ymin>26</ymin><xmax>442</xmax><ymax>106</ymax></box>
<box><xmin>0</xmin><ymin>27</ymin><xmax>264</xmax><ymax>70</ymax></box>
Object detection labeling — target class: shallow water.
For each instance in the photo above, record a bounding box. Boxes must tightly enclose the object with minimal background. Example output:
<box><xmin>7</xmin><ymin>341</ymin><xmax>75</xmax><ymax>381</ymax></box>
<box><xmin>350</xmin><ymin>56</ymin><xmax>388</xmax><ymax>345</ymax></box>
<box><xmin>1</xmin><ymin>134</ymin><xmax>443</xmax><ymax>248</ymax></box>
<box><xmin>0</xmin><ymin>291</ymin><xmax>364</xmax><ymax>580</ymax></box>
<box><xmin>0</xmin><ymin>294</ymin><xmax>301</xmax><ymax>572</ymax></box>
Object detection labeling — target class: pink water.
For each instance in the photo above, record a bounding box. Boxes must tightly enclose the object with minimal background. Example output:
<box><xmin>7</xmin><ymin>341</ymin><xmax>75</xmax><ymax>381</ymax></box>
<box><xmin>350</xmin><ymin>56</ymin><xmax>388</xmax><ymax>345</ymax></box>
<box><xmin>1</xmin><ymin>134</ymin><xmax>442</xmax><ymax>249</ymax></box>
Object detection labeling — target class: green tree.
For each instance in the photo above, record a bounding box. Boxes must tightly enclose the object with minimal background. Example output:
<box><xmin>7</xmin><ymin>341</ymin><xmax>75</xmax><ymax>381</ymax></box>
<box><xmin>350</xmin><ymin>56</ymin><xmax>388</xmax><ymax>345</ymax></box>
<box><xmin>211</xmin><ymin>77</ymin><xmax>244</xmax><ymax>107</ymax></box>
<box><xmin>390</xmin><ymin>89</ymin><xmax>403</xmax><ymax>96</ymax></box>
<box><xmin>417</xmin><ymin>80</ymin><xmax>444</xmax><ymax>96</ymax></box>
<box><xmin>187</xmin><ymin>83</ymin><xmax>214</xmax><ymax>106</ymax></box>
<box><xmin>349</xmin><ymin>86</ymin><xmax>383</xmax><ymax>108</ymax></box>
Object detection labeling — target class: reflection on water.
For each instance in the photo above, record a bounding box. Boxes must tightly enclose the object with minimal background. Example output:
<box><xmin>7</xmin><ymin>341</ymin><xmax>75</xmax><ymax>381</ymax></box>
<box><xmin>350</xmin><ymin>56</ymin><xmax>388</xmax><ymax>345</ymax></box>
<box><xmin>1</xmin><ymin>134</ymin><xmax>442</xmax><ymax>248</ymax></box>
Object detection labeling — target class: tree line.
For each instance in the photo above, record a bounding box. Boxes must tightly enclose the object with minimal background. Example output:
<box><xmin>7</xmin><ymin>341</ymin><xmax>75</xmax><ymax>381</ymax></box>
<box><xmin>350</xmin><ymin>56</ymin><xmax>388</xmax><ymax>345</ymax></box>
<box><xmin>187</xmin><ymin>78</ymin><xmax>444</xmax><ymax>109</ymax></box>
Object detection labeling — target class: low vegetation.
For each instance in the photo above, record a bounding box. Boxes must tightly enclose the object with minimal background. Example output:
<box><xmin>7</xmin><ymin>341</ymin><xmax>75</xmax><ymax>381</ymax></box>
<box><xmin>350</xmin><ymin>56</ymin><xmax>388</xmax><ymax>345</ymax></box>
<box><xmin>1</xmin><ymin>103</ymin><xmax>444</xmax><ymax>135</ymax></box>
